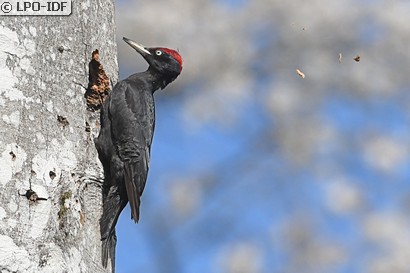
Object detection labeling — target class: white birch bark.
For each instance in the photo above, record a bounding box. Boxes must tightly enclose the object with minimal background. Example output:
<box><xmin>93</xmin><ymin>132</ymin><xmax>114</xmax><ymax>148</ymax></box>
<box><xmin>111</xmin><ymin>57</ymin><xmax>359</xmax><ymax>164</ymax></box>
<box><xmin>0</xmin><ymin>1</ymin><xmax>118</xmax><ymax>272</ymax></box>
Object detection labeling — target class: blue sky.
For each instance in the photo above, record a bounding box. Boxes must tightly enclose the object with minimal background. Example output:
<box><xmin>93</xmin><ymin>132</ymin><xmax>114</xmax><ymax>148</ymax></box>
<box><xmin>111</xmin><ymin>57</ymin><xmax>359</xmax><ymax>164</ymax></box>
<box><xmin>113</xmin><ymin>1</ymin><xmax>410</xmax><ymax>272</ymax></box>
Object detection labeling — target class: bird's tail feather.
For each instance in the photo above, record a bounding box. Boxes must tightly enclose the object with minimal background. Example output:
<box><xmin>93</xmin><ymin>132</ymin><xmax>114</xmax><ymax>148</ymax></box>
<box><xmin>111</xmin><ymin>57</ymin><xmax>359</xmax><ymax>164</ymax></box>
<box><xmin>102</xmin><ymin>231</ymin><xmax>117</xmax><ymax>272</ymax></box>
<box><xmin>100</xmin><ymin>185</ymin><xmax>127</xmax><ymax>271</ymax></box>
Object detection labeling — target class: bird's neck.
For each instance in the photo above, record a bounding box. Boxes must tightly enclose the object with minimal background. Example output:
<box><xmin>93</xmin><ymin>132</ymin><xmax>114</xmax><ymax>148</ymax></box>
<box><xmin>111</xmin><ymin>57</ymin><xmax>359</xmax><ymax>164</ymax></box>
<box><xmin>134</xmin><ymin>70</ymin><xmax>175</xmax><ymax>93</ymax></box>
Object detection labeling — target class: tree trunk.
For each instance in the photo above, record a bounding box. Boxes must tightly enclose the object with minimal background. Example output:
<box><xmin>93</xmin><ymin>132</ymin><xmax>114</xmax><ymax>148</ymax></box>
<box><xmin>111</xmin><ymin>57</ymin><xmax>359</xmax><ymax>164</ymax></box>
<box><xmin>0</xmin><ymin>1</ymin><xmax>117</xmax><ymax>272</ymax></box>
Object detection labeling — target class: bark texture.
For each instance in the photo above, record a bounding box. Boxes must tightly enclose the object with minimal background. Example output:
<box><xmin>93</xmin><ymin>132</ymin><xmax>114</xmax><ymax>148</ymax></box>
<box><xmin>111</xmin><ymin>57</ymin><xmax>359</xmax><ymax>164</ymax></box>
<box><xmin>0</xmin><ymin>1</ymin><xmax>118</xmax><ymax>272</ymax></box>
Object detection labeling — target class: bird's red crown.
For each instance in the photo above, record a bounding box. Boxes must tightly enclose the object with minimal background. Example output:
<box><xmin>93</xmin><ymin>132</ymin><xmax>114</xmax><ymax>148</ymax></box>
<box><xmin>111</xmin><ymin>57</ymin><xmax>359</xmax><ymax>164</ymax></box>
<box><xmin>160</xmin><ymin>48</ymin><xmax>183</xmax><ymax>70</ymax></box>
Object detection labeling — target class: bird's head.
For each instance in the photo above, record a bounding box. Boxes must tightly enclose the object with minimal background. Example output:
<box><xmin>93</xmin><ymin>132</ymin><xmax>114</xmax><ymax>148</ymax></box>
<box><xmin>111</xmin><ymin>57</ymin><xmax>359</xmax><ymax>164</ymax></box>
<box><xmin>123</xmin><ymin>37</ymin><xmax>183</xmax><ymax>88</ymax></box>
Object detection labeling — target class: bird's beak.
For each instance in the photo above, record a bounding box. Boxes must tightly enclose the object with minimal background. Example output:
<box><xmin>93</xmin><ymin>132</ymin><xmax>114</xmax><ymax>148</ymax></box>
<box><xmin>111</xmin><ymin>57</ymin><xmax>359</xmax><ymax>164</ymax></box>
<box><xmin>123</xmin><ymin>37</ymin><xmax>151</xmax><ymax>56</ymax></box>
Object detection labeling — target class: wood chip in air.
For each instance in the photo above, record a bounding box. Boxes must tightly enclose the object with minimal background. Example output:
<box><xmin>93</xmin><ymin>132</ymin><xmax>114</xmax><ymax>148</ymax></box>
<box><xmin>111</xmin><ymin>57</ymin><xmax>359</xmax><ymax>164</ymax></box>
<box><xmin>338</xmin><ymin>53</ymin><xmax>342</xmax><ymax>63</ymax></box>
<box><xmin>354</xmin><ymin>55</ymin><xmax>360</xmax><ymax>62</ymax></box>
<box><xmin>295</xmin><ymin>69</ymin><xmax>305</xmax><ymax>78</ymax></box>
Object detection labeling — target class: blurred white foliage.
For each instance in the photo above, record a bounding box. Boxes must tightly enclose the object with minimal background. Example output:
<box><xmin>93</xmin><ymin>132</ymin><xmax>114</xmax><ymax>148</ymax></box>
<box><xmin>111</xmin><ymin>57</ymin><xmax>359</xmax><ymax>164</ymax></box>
<box><xmin>183</xmin><ymin>72</ymin><xmax>252</xmax><ymax>128</ymax></box>
<box><xmin>363</xmin><ymin>212</ymin><xmax>410</xmax><ymax>273</ymax></box>
<box><xmin>266</xmin><ymin>82</ymin><xmax>301</xmax><ymax>116</ymax></box>
<box><xmin>362</xmin><ymin>136</ymin><xmax>407</xmax><ymax>173</ymax></box>
<box><xmin>325</xmin><ymin>178</ymin><xmax>363</xmax><ymax>214</ymax></box>
<box><xmin>275</xmin><ymin>118</ymin><xmax>336</xmax><ymax>164</ymax></box>
<box><xmin>217</xmin><ymin>242</ymin><xmax>262</xmax><ymax>273</ymax></box>
<box><xmin>279</xmin><ymin>217</ymin><xmax>346</xmax><ymax>272</ymax></box>
<box><xmin>169</xmin><ymin>178</ymin><xmax>202</xmax><ymax>218</ymax></box>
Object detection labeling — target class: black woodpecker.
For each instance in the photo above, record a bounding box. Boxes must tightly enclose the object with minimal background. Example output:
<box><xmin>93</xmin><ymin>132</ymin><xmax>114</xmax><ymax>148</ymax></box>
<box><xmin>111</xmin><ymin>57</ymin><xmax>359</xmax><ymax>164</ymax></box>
<box><xmin>94</xmin><ymin>37</ymin><xmax>183</xmax><ymax>271</ymax></box>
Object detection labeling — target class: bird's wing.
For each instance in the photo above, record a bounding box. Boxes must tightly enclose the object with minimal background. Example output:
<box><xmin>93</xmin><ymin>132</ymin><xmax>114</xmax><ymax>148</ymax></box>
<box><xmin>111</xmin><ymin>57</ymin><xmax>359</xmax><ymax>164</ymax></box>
<box><xmin>109</xmin><ymin>80</ymin><xmax>154</xmax><ymax>222</ymax></box>
<box><xmin>123</xmin><ymin>145</ymin><xmax>150</xmax><ymax>222</ymax></box>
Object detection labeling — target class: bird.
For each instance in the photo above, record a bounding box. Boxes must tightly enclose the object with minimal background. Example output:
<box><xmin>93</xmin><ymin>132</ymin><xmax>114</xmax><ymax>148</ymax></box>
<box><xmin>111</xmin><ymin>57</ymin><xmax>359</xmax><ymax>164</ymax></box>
<box><xmin>94</xmin><ymin>37</ymin><xmax>183</xmax><ymax>272</ymax></box>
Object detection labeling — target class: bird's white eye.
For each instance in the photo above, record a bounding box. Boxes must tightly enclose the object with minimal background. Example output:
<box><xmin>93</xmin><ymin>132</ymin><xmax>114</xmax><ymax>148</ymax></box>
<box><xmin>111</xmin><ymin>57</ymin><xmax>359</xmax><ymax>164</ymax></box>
<box><xmin>155</xmin><ymin>50</ymin><xmax>162</xmax><ymax>56</ymax></box>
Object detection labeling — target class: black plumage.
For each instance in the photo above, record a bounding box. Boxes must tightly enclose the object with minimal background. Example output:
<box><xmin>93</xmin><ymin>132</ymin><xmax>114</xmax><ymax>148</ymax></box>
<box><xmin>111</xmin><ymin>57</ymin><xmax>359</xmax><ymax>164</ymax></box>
<box><xmin>94</xmin><ymin>37</ymin><xmax>182</xmax><ymax>271</ymax></box>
